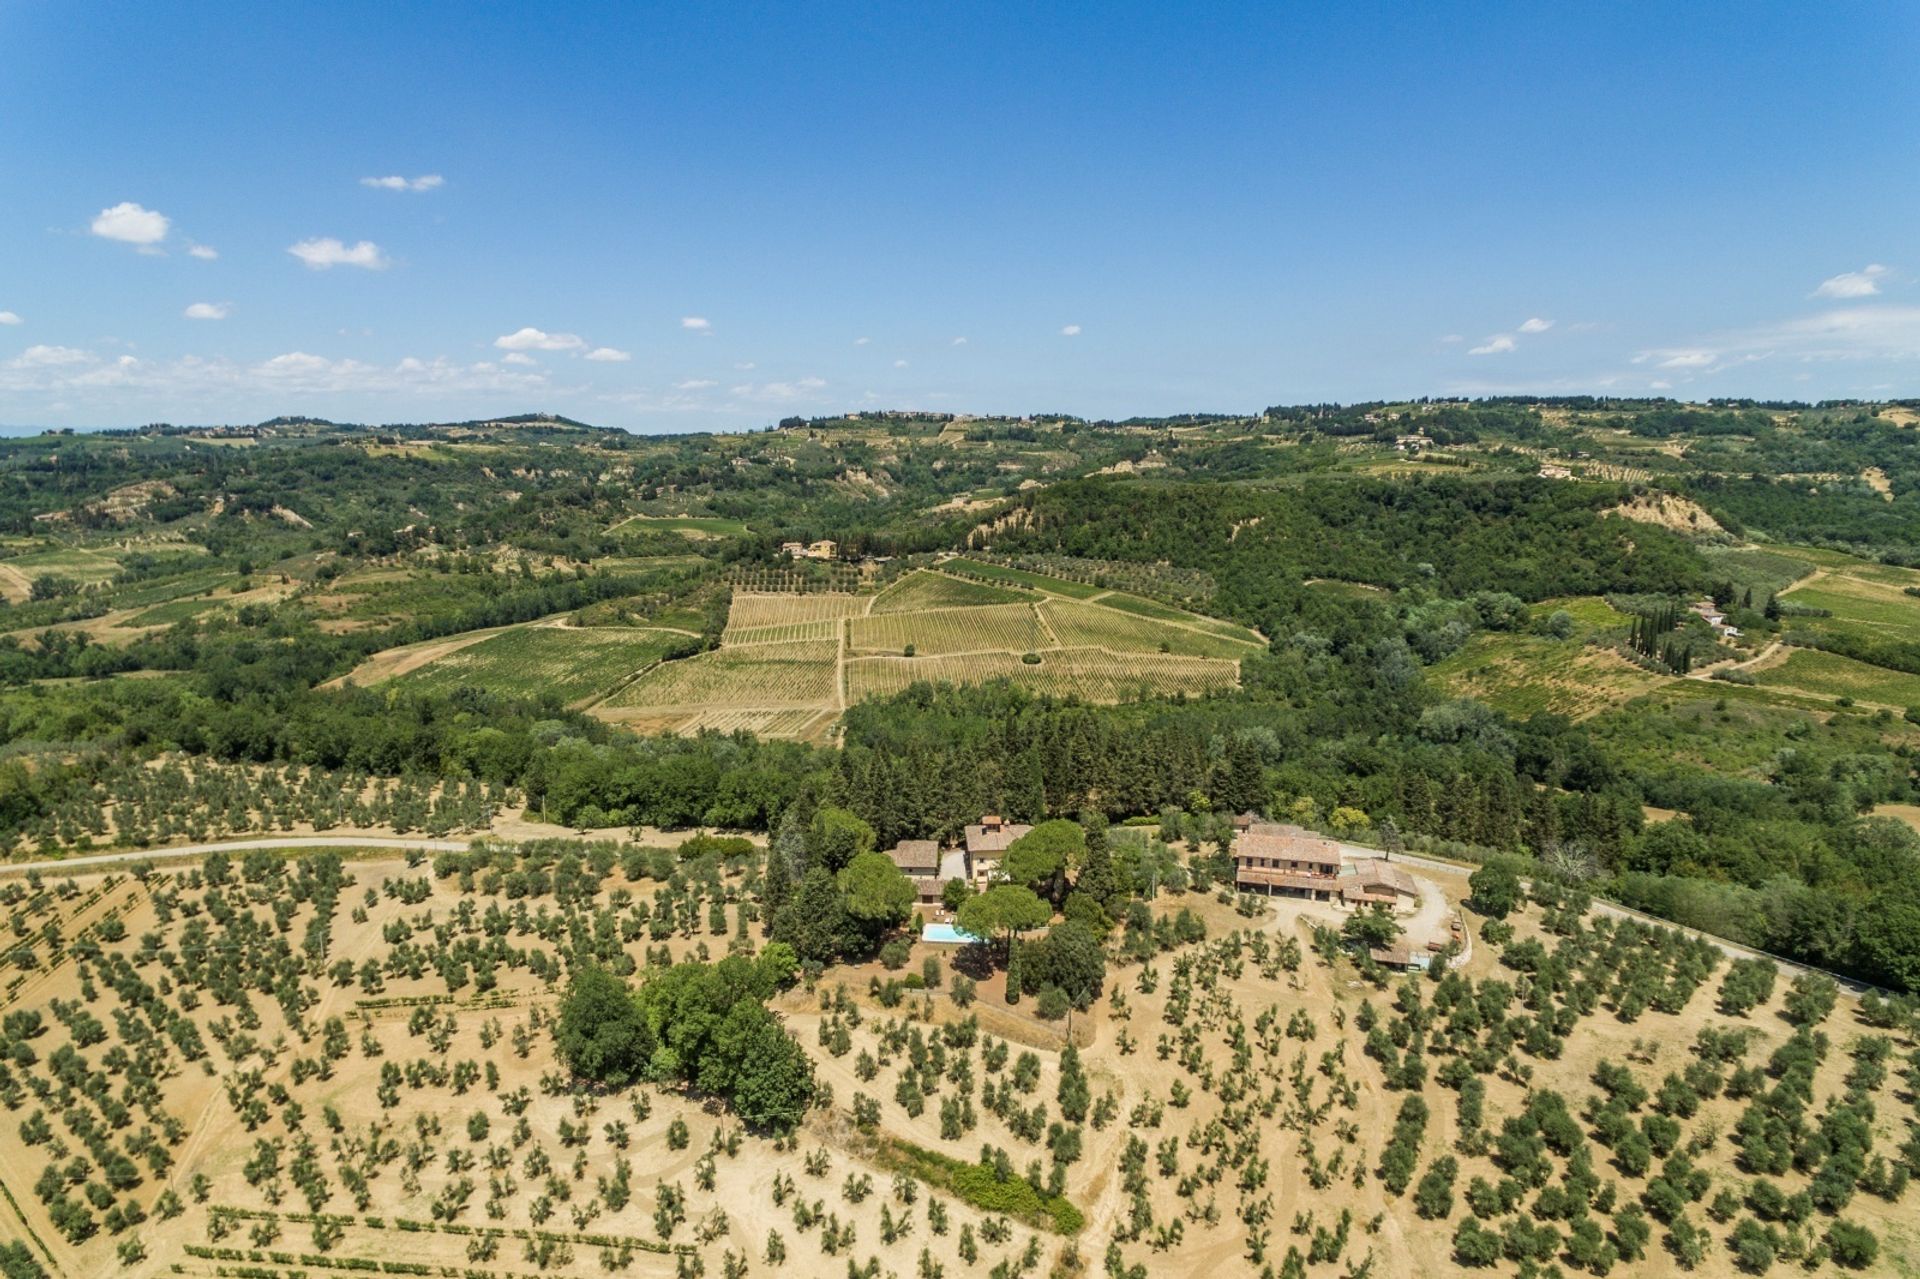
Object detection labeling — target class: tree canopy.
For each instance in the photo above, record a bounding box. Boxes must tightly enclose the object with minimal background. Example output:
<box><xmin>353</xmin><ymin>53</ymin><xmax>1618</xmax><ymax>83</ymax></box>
<box><xmin>956</xmin><ymin>883</ymin><xmax>1052</xmax><ymax>960</ymax></box>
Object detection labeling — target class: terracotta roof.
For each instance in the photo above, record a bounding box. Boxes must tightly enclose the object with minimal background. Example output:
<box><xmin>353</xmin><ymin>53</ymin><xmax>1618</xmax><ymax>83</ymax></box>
<box><xmin>1235</xmin><ymin>822</ymin><xmax>1343</xmax><ymax>868</ymax></box>
<box><xmin>965</xmin><ymin>820</ymin><xmax>1031</xmax><ymax>856</ymax></box>
<box><xmin>1342</xmin><ymin>858</ymin><xmax>1417</xmax><ymax>896</ymax></box>
<box><xmin>887</xmin><ymin>839</ymin><xmax>941</xmax><ymax>875</ymax></box>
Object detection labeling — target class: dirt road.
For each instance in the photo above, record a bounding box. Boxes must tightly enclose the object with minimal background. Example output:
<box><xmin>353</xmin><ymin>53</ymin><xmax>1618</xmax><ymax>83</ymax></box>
<box><xmin>0</xmin><ymin>835</ymin><xmax>470</xmax><ymax>875</ymax></box>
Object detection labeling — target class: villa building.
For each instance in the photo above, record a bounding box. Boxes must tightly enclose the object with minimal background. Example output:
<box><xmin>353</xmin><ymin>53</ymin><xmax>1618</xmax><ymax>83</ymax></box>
<box><xmin>1232</xmin><ymin>821</ymin><xmax>1343</xmax><ymax>900</ymax></box>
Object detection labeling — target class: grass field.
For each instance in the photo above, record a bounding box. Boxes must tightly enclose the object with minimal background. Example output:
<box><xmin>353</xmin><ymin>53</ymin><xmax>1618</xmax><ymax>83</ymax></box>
<box><xmin>125</xmin><ymin>596</ymin><xmax>221</xmax><ymax>627</ymax></box>
<box><xmin>849</xmin><ymin>602</ymin><xmax>1049</xmax><ymax>655</ymax></box>
<box><xmin>726</xmin><ymin>591</ymin><xmax>867</xmax><ymax>628</ymax></box>
<box><xmin>395</xmin><ymin>625</ymin><xmax>688</xmax><ymax>702</ymax></box>
<box><xmin>847</xmin><ymin>647</ymin><xmax>1237</xmax><ymax>702</ymax></box>
<box><xmin>4</xmin><ymin>545</ymin><xmax>123</xmax><ymax>583</ymax></box>
<box><xmin>1782</xmin><ymin>579</ymin><xmax>1918</xmax><ymax>640</ymax></box>
<box><xmin>1531</xmin><ymin>595</ymin><xmax>1634</xmax><ymax>638</ymax></box>
<box><xmin>868</xmin><ymin>569</ymin><xmax>1027</xmax><ymax>613</ymax></box>
<box><xmin>1038</xmin><ymin>597</ymin><xmax>1262</xmax><ymax>660</ymax></box>
<box><xmin>1754</xmin><ymin>647</ymin><xmax>1920</xmax><ymax>707</ymax></box>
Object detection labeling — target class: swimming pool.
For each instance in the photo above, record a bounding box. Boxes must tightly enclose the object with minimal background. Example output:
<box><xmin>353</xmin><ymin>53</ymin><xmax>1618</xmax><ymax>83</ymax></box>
<box><xmin>921</xmin><ymin>923</ymin><xmax>981</xmax><ymax>944</ymax></box>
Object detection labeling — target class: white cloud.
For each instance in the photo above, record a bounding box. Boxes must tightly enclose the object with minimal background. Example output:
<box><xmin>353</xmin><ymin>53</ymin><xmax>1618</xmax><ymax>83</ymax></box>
<box><xmin>1439</xmin><ymin>334</ymin><xmax>1463</xmax><ymax>343</ymax></box>
<box><xmin>361</xmin><ymin>174</ymin><xmax>444</xmax><ymax>193</ymax></box>
<box><xmin>288</xmin><ymin>238</ymin><xmax>389</xmax><ymax>270</ymax></box>
<box><xmin>183</xmin><ymin>302</ymin><xmax>230</xmax><ymax>320</ymax></box>
<box><xmin>733</xmin><ymin>362</ymin><xmax>756</xmax><ymax>370</ymax></box>
<box><xmin>585</xmin><ymin>347</ymin><xmax>631</xmax><ymax>362</ymax></box>
<box><xmin>13</xmin><ymin>344</ymin><xmax>93</xmax><ymax>367</ymax></box>
<box><xmin>1469</xmin><ymin>334</ymin><xmax>1516</xmax><ymax>355</ymax></box>
<box><xmin>90</xmin><ymin>201</ymin><xmax>170</xmax><ymax>246</ymax></box>
<box><xmin>1518</xmin><ymin>317</ymin><xmax>1554</xmax><ymax>334</ymax></box>
<box><xmin>0</xmin><ymin>311</ymin><xmax>20</xmax><ymax>326</ymax></box>
<box><xmin>501</xmin><ymin>352</ymin><xmax>538</xmax><ymax>366</ymax></box>
<box><xmin>1654</xmin><ymin>350</ymin><xmax>1715</xmax><ymax>369</ymax></box>
<box><xmin>0</xmin><ymin>347</ymin><xmax>545</xmax><ymax>399</ymax></box>
<box><xmin>1631</xmin><ymin>304</ymin><xmax>1920</xmax><ymax>377</ymax></box>
<box><xmin>676</xmin><ymin>378</ymin><xmax>718</xmax><ymax>390</ymax></box>
<box><xmin>1060</xmin><ymin>324</ymin><xmax>1081</xmax><ymax>336</ymax></box>
<box><xmin>853</xmin><ymin>336</ymin><xmax>871</xmax><ymax>346</ymax></box>
<box><xmin>952</xmin><ymin>336</ymin><xmax>968</xmax><ymax>346</ymax></box>
<box><xmin>728</xmin><ymin>376</ymin><xmax>827</xmax><ymax>403</ymax></box>
<box><xmin>1813</xmin><ymin>265</ymin><xmax>1888</xmax><ymax>299</ymax></box>
<box><xmin>681</xmin><ymin>316</ymin><xmax>711</xmax><ymax>331</ymax></box>
<box><xmin>893</xmin><ymin>359</ymin><xmax>909</xmax><ymax>368</ymax></box>
<box><xmin>494</xmin><ymin>326</ymin><xmax>584</xmax><ymax>352</ymax></box>
<box><xmin>187</xmin><ymin>244</ymin><xmax>219</xmax><ymax>260</ymax></box>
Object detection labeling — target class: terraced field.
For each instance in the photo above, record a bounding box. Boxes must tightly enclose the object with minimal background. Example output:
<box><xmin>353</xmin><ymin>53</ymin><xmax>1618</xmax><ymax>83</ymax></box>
<box><xmin>394</xmin><ymin>625</ymin><xmax>687</xmax><ymax>702</ymax></box>
<box><xmin>847</xmin><ymin>647</ymin><xmax>1237</xmax><ymax>702</ymax></box>
<box><xmin>849</xmin><ymin>602</ymin><xmax>1048</xmax><ymax>655</ymax></box>
<box><xmin>1038</xmin><ymin>596</ymin><xmax>1263</xmax><ymax>660</ymax></box>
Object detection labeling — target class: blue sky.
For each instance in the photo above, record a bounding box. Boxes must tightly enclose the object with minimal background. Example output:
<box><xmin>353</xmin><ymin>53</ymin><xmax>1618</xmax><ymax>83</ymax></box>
<box><xmin>2</xmin><ymin>1</ymin><xmax>1916</xmax><ymax>430</ymax></box>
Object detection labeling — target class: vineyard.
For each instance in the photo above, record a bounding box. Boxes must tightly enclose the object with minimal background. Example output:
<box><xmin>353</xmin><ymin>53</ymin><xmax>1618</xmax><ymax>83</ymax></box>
<box><xmin>849</xmin><ymin>604</ymin><xmax>1049</xmax><ymax>656</ymax></box>
<box><xmin>597</xmin><ymin>639</ymin><xmax>842</xmax><ymax>721</ymax></box>
<box><xmin>953</xmin><ymin>552</ymin><xmax>1218</xmax><ymax>608</ymax></box>
<box><xmin>395</xmin><ymin>626</ymin><xmax>689</xmax><ymax>703</ymax></box>
<box><xmin>869</xmin><ymin>570</ymin><xmax>1026</xmax><ymax>614</ymax></box>
<box><xmin>571</xmin><ymin>569</ymin><xmax>1256</xmax><ymax>739</ymax></box>
<box><xmin>726</xmin><ymin>592</ymin><xmax>867</xmax><ymax>629</ymax></box>
<box><xmin>674</xmin><ymin>706</ymin><xmax>839</xmax><ymax>737</ymax></box>
<box><xmin>846</xmin><ymin>647</ymin><xmax>1238</xmax><ymax>703</ymax></box>
<box><xmin>722</xmin><ymin>620</ymin><xmax>843</xmax><ymax>646</ymax></box>
<box><xmin>1037</xmin><ymin>598</ymin><xmax>1263</xmax><ymax>661</ymax></box>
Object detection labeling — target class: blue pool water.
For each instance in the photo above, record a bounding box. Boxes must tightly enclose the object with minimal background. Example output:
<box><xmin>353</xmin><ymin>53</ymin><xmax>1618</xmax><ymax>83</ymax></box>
<box><xmin>921</xmin><ymin>923</ymin><xmax>981</xmax><ymax>944</ymax></box>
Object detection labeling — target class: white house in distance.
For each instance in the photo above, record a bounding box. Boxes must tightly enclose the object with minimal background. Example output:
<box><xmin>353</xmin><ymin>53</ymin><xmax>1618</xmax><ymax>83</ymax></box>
<box><xmin>1691</xmin><ymin>599</ymin><xmax>1742</xmax><ymax>640</ymax></box>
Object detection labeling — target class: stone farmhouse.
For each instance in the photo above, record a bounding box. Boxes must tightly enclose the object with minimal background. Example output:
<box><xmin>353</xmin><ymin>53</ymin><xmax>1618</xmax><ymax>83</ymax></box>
<box><xmin>1340</xmin><ymin>858</ymin><xmax>1418</xmax><ymax>907</ymax></box>
<box><xmin>885</xmin><ymin>838</ymin><xmax>944</xmax><ymax>905</ymax></box>
<box><xmin>1231</xmin><ymin>821</ymin><xmax>1344</xmax><ymax>900</ymax></box>
<box><xmin>963</xmin><ymin>814</ymin><xmax>1032</xmax><ymax>892</ymax></box>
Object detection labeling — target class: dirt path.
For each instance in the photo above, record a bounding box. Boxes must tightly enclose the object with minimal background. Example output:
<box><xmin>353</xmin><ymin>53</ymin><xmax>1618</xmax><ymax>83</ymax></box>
<box><xmin>835</xmin><ymin>619</ymin><xmax>848</xmax><ymax>711</ymax></box>
<box><xmin>1032</xmin><ymin>600</ymin><xmax>1061</xmax><ymax>646</ymax></box>
<box><xmin>1688</xmin><ymin>639</ymin><xmax>1785</xmax><ymax>680</ymax></box>
<box><xmin>323</xmin><ymin>626</ymin><xmax>516</xmax><ymax>688</ymax></box>
<box><xmin>1329</xmin><ymin>839</ymin><xmax>1889</xmax><ymax>996</ymax></box>
<box><xmin>0</xmin><ymin>562</ymin><xmax>33</xmax><ymax>603</ymax></box>
<box><xmin>0</xmin><ymin>835</ymin><xmax>469</xmax><ymax>876</ymax></box>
